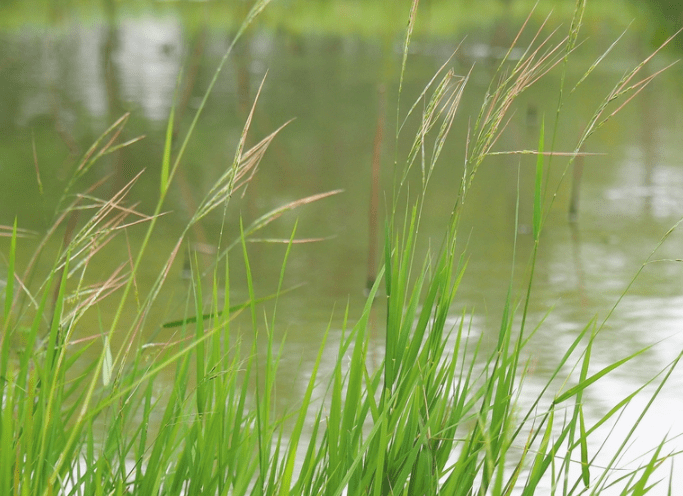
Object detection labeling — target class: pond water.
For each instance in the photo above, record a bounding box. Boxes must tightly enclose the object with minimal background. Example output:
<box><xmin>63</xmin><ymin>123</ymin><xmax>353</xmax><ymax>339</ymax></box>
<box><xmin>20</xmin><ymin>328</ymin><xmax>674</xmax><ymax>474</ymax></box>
<box><xmin>2</xmin><ymin>3</ymin><xmax>683</xmax><ymax>492</ymax></box>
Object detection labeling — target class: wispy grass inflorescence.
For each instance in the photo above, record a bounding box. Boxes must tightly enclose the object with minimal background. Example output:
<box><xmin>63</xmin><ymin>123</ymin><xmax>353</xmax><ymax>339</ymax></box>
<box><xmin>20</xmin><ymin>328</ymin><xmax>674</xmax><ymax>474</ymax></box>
<box><xmin>1</xmin><ymin>1</ymin><xmax>681</xmax><ymax>495</ymax></box>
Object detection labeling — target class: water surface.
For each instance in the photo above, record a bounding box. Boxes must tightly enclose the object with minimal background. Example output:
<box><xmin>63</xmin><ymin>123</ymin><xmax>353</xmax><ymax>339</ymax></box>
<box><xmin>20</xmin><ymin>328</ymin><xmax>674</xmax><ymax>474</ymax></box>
<box><xmin>1</xmin><ymin>4</ymin><xmax>683</xmax><ymax>492</ymax></box>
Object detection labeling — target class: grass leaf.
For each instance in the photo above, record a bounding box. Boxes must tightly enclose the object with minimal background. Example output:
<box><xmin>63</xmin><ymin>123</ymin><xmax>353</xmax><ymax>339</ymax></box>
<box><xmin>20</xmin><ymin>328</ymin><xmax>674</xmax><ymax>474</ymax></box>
<box><xmin>161</xmin><ymin>104</ymin><xmax>175</xmax><ymax>198</ymax></box>
<box><xmin>554</xmin><ymin>346</ymin><xmax>651</xmax><ymax>404</ymax></box>
<box><xmin>533</xmin><ymin>118</ymin><xmax>544</xmax><ymax>241</ymax></box>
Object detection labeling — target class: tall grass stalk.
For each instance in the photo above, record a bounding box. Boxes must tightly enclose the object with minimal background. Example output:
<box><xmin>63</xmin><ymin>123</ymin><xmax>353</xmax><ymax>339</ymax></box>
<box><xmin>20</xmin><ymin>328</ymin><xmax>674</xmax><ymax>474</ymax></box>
<box><xmin>1</xmin><ymin>1</ymin><xmax>681</xmax><ymax>495</ymax></box>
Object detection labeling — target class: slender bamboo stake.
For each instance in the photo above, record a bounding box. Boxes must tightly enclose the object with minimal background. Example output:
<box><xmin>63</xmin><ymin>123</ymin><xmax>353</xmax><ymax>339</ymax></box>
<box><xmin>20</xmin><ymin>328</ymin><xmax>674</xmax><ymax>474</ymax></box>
<box><xmin>366</xmin><ymin>85</ymin><xmax>386</xmax><ymax>292</ymax></box>
<box><xmin>568</xmin><ymin>151</ymin><xmax>583</xmax><ymax>222</ymax></box>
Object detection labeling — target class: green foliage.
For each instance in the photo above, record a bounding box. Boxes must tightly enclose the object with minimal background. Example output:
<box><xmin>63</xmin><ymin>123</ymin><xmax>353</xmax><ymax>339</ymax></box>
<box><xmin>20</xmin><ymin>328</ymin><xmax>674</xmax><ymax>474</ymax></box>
<box><xmin>0</xmin><ymin>1</ymin><xmax>680</xmax><ymax>495</ymax></box>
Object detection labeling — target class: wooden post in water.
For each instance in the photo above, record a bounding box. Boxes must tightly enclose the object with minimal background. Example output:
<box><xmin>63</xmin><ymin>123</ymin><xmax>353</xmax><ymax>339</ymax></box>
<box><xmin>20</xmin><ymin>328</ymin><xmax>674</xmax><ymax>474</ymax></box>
<box><xmin>568</xmin><ymin>151</ymin><xmax>584</xmax><ymax>223</ymax></box>
<box><xmin>366</xmin><ymin>85</ymin><xmax>386</xmax><ymax>292</ymax></box>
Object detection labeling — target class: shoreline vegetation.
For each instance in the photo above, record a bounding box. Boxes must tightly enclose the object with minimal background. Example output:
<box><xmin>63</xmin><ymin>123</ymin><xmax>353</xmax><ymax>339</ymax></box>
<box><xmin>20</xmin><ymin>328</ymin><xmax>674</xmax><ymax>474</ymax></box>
<box><xmin>0</xmin><ymin>0</ymin><xmax>662</xmax><ymax>42</ymax></box>
<box><xmin>2</xmin><ymin>0</ymin><xmax>682</xmax><ymax>494</ymax></box>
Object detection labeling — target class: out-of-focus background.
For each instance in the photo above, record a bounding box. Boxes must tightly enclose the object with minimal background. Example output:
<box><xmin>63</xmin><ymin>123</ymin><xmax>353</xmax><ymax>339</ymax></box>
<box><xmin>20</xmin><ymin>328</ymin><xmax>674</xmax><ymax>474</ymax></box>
<box><xmin>1</xmin><ymin>0</ymin><xmax>683</xmax><ymax>482</ymax></box>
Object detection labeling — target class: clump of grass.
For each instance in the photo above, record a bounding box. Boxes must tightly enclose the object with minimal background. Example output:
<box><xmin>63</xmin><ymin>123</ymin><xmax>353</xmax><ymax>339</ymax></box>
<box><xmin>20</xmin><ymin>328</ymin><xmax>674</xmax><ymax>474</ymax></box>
<box><xmin>1</xmin><ymin>0</ymin><xmax>681</xmax><ymax>495</ymax></box>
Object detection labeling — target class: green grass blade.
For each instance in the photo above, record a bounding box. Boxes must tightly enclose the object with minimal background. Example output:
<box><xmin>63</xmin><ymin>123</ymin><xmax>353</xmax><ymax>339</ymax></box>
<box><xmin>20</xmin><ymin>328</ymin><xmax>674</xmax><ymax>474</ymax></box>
<box><xmin>160</xmin><ymin>104</ymin><xmax>175</xmax><ymax>198</ymax></box>
<box><xmin>533</xmin><ymin>119</ymin><xmax>544</xmax><ymax>241</ymax></box>
<box><xmin>554</xmin><ymin>346</ymin><xmax>652</xmax><ymax>404</ymax></box>
<box><xmin>523</xmin><ymin>421</ymin><xmax>571</xmax><ymax>495</ymax></box>
<box><xmin>192</xmin><ymin>251</ymin><xmax>206</xmax><ymax>416</ymax></box>
<box><xmin>160</xmin><ymin>285</ymin><xmax>302</xmax><ymax>328</ymax></box>
<box><xmin>2</xmin><ymin>218</ymin><xmax>16</xmax><ymax>326</ymax></box>
<box><xmin>631</xmin><ymin>440</ymin><xmax>667</xmax><ymax>495</ymax></box>
<box><xmin>102</xmin><ymin>336</ymin><xmax>113</xmax><ymax>387</ymax></box>
<box><xmin>0</xmin><ymin>218</ymin><xmax>17</xmax><ymax>385</ymax></box>
<box><xmin>579</xmin><ymin>404</ymin><xmax>590</xmax><ymax>488</ymax></box>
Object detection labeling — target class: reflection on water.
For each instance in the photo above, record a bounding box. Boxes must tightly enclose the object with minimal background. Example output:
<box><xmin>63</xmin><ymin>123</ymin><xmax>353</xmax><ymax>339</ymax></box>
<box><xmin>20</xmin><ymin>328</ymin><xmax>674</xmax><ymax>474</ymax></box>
<box><xmin>115</xmin><ymin>17</ymin><xmax>182</xmax><ymax>122</ymax></box>
<box><xmin>2</xmin><ymin>6</ymin><xmax>683</xmax><ymax>493</ymax></box>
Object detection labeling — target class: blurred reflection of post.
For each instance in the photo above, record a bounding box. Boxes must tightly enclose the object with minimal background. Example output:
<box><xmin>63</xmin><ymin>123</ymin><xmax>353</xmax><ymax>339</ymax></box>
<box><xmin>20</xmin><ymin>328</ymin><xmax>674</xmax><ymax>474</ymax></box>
<box><xmin>175</xmin><ymin>28</ymin><xmax>207</xmax><ymax>127</ymax></box>
<box><xmin>490</xmin><ymin>0</ymin><xmax>513</xmax><ymax>50</ymax></box>
<box><xmin>47</xmin><ymin>10</ymin><xmax>79</xmax><ymax>173</ymax></box>
<box><xmin>568</xmin><ymin>136</ymin><xmax>587</xmax><ymax>305</ymax></box>
<box><xmin>103</xmin><ymin>0</ymin><xmax>126</xmax><ymax>197</ymax></box>
<box><xmin>569</xmin><ymin>221</ymin><xmax>588</xmax><ymax>308</ymax></box>
<box><xmin>639</xmin><ymin>63</ymin><xmax>655</xmax><ymax>217</ymax></box>
<box><xmin>568</xmin><ymin>151</ymin><xmax>583</xmax><ymax>223</ymax></box>
<box><xmin>235</xmin><ymin>31</ymin><xmax>252</xmax><ymax>118</ymax></box>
